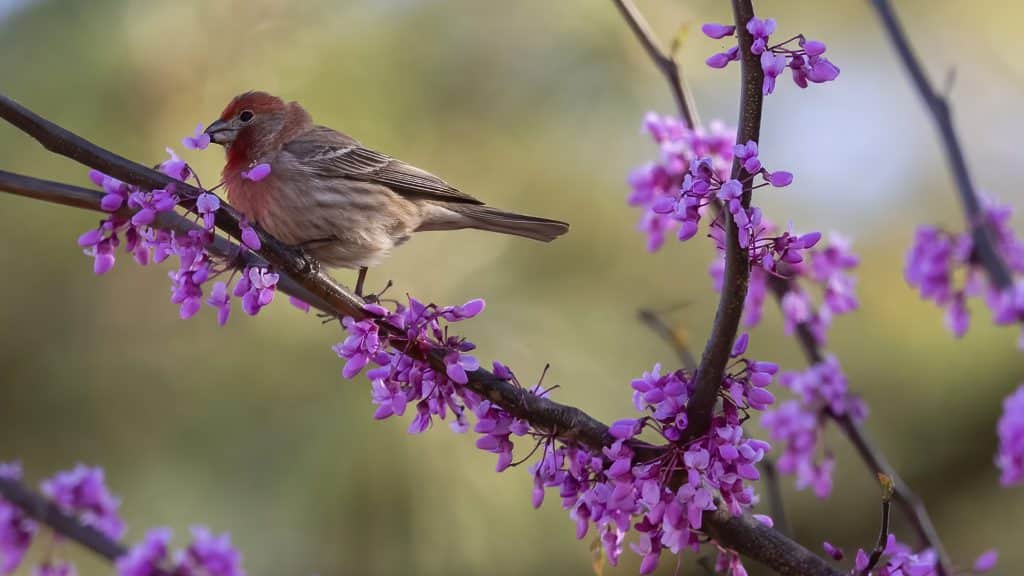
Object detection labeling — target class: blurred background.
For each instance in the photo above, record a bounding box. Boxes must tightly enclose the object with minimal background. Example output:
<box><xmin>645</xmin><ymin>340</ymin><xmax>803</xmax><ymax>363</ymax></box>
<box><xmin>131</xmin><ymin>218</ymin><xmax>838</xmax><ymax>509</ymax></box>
<box><xmin>1</xmin><ymin>0</ymin><xmax>1022</xmax><ymax>574</ymax></box>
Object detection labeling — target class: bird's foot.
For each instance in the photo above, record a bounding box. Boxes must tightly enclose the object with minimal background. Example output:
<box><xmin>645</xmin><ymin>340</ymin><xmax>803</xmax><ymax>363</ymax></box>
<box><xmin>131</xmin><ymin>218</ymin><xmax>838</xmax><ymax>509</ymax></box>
<box><xmin>361</xmin><ymin>280</ymin><xmax>393</xmax><ymax>305</ymax></box>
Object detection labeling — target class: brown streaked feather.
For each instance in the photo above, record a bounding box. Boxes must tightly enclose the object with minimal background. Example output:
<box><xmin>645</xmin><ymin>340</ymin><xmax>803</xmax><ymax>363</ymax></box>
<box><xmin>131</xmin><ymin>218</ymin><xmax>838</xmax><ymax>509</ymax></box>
<box><xmin>284</xmin><ymin>126</ymin><xmax>483</xmax><ymax>204</ymax></box>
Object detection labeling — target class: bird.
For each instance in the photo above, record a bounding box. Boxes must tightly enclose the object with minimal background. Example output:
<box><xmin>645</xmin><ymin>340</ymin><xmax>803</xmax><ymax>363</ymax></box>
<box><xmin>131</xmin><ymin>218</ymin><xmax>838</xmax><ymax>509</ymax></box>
<box><xmin>203</xmin><ymin>91</ymin><xmax>569</xmax><ymax>296</ymax></box>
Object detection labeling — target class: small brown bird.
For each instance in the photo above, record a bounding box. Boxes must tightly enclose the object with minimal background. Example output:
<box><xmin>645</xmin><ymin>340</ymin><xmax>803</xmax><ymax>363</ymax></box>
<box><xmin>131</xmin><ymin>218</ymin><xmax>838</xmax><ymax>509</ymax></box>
<box><xmin>203</xmin><ymin>91</ymin><xmax>569</xmax><ymax>294</ymax></box>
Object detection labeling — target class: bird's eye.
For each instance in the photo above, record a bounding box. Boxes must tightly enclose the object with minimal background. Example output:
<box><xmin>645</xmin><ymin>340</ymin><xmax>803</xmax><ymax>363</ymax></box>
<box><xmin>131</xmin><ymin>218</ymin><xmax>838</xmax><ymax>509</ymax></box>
<box><xmin>239</xmin><ymin>110</ymin><xmax>254</xmax><ymax>123</ymax></box>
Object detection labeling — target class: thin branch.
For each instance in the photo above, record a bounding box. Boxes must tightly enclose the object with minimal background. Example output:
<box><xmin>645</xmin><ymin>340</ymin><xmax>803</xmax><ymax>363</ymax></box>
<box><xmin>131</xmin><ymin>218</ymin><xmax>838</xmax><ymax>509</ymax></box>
<box><xmin>766</xmin><ymin>277</ymin><xmax>954</xmax><ymax>575</ymax></box>
<box><xmin>869</xmin><ymin>0</ymin><xmax>1012</xmax><ymax>289</ymax></box>
<box><xmin>684</xmin><ymin>0</ymin><xmax>763</xmax><ymax>439</ymax></box>
<box><xmin>0</xmin><ymin>476</ymin><xmax>127</xmax><ymax>562</ymax></box>
<box><xmin>859</xmin><ymin>474</ymin><xmax>894</xmax><ymax>575</ymax></box>
<box><xmin>759</xmin><ymin>458</ymin><xmax>790</xmax><ymax>538</ymax></box>
<box><xmin>611</xmin><ymin>0</ymin><xmax>700</xmax><ymax>128</ymax></box>
<box><xmin>0</xmin><ymin>170</ymin><xmax>332</xmax><ymax>314</ymax></box>
<box><xmin>0</xmin><ymin>93</ymin><xmax>842</xmax><ymax>576</ymax></box>
<box><xmin>637</xmin><ymin>308</ymin><xmax>697</xmax><ymax>371</ymax></box>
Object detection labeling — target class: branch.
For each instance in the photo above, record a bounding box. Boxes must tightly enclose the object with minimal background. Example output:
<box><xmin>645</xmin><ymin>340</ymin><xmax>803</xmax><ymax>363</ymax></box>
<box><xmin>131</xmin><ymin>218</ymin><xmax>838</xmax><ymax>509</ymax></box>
<box><xmin>859</xmin><ymin>474</ymin><xmax>894</xmax><ymax>575</ymax></box>
<box><xmin>684</xmin><ymin>0</ymin><xmax>763</xmax><ymax>439</ymax></box>
<box><xmin>637</xmin><ymin>307</ymin><xmax>697</xmax><ymax>371</ymax></box>
<box><xmin>611</xmin><ymin>0</ymin><xmax>699</xmax><ymax>128</ymax></box>
<box><xmin>766</xmin><ymin>277</ymin><xmax>954</xmax><ymax>575</ymax></box>
<box><xmin>0</xmin><ymin>476</ymin><xmax>127</xmax><ymax>562</ymax></box>
<box><xmin>868</xmin><ymin>0</ymin><xmax>1012</xmax><ymax>290</ymax></box>
<box><xmin>0</xmin><ymin>93</ymin><xmax>841</xmax><ymax>576</ymax></box>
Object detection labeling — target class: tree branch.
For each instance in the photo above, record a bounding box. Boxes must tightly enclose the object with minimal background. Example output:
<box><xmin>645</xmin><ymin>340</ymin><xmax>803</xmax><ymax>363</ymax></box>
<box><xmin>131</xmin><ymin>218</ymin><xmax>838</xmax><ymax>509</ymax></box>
<box><xmin>0</xmin><ymin>476</ymin><xmax>127</xmax><ymax>562</ymax></box>
<box><xmin>0</xmin><ymin>92</ymin><xmax>843</xmax><ymax>576</ymax></box>
<box><xmin>684</xmin><ymin>0</ymin><xmax>762</xmax><ymax>439</ymax></box>
<box><xmin>868</xmin><ymin>0</ymin><xmax>1012</xmax><ymax>290</ymax></box>
<box><xmin>766</xmin><ymin>277</ymin><xmax>954</xmax><ymax>575</ymax></box>
<box><xmin>611</xmin><ymin>0</ymin><xmax>699</xmax><ymax>128</ymax></box>
<box><xmin>637</xmin><ymin>308</ymin><xmax>697</xmax><ymax>371</ymax></box>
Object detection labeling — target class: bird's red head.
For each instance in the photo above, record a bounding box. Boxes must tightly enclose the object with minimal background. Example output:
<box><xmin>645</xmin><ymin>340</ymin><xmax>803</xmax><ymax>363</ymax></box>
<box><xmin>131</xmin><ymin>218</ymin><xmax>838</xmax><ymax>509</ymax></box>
<box><xmin>217</xmin><ymin>91</ymin><xmax>287</xmax><ymax>122</ymax></box>
<box><xmin>205</xmin><ymin>91</ymin><xmax>312</xmax><ymax>169</ymax></box>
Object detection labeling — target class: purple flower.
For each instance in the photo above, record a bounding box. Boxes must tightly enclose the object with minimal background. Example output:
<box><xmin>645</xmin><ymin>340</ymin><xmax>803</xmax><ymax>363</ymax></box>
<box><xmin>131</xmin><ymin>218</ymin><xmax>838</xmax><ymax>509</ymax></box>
<box><xmin>702</xmin><ymin>23</ymin><xmax>736</xmax><ymax>39</ymax></box>
<box><xmin>288</xmin><ymin>295</ymin><xmax>311</xmax><ymax>312</ymax></box>
<box><xmin>733</xmin><ymin>140</ymin><xmax>761</xmax><ymax>174</ymax></box>
<box><xmin>767</xmin><ymin>171</ymin><xmax>793</xmax><ymax>187</ymax></box>
<box><xmin>745</xmin><ymin>17</ymin><xmax>776</xmax><ymax>55</ymax></box>
<box><xmin>196</xmin><ymin>193</ymin><xmax>220</xmax><ymax>231</ymax></box>
<box><xmin>181</xmin><ymin>526</ymin><xmax>245</xmax><ymax>576</ymax></box>
<box><xmin>182</xmin><ymin>123</ymin><xmax>211</xmax><ymax>151</ymax></box>
<box><xmin>207</xmin><ymin>282</ymin><xmax>231</xmax><ymax>326</ymax></box>
<box><xmin>235</xmin><ymin>267</ymin><xmax>278</xmax><ymax>316</ymax></box>
<box><xmin>760</xmin><ymin>52</ymin><xmax>787</xmax><ymax>94</ymax></box>
<box><xmin>997</xmin><ymin>384</ymin><xmax>1024</xmax><ymax>486</ymax></box>
<box><xmin>241</xmin><ymin>163</ymin><xmax>271</xmax><ymax>182</ymax></box>
<box><xmin>823</xmin><ymin>541</ymin><xmax>844</xmax><ymax>561</ymax></box>
<box><xmin>0</xmin><ymin>463</ymin><xmax>36</xmax><ymax>575</ymax></box>
<box><xmin>974</xmin><ymin>549</ymin><xmax>998</xmax><ymax>573</ymax></box>
<box><xmin>240</xmin><ymin>223</ymin><xmax>261</xmax><ymax>251</ymax></box>
<box><xmin>116</xmin><ymin>528</ymin><xmax>171</xmax><ymax>576</ymax></box>
<box><xmin>159</xmin><ymin>148</ymin><xmax>190</xmax><ymax>181</ymax></box>
<box><xmin>706</xmin><ymin>45</ymin><xmax>740</xmax><ymax>69</ymax></box>
<box><xmin>40</xmin><ymin>464</ymin><xmax>124</xmax><ymax>540</ymax></box>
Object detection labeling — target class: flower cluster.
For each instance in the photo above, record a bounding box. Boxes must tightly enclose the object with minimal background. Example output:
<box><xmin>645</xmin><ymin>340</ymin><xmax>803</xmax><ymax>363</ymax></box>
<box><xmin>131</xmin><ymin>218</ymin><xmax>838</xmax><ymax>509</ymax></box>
<box><xmin>40</xmin><ymin>464</ymin><xmax>125</xmax><ymax>540</ymax></box>
<box><xmin>996</xmin><ymin>383</ymin><xmax>1024</xmax><ymax>486</ymax></box>
<box><xmin>761</xmin><ymin>356</ymin><xmax>865</xmax><ymax>498</ymax></box>
<box><xmin>77</xmin><ymin>134</ymin><xmax>285</xmax><ymax>325</ymax></box>
<box><xmin>117</xmin><ymin>526</ymin><xmax>244</xmax><ymax>576</ymax></box>
<box><xmin>630</xmin><ymin>117</ymin><xmax>796</xmax><ymax>254</ymax></box>
<box><xmin>905</xmin><ymin>201</ymin><xmax>1024</xmax><ymax>343</ymax></box>
<box><xmin>703</xmin><ymin>18</ymin><xmax>840</xmax><ymax>94</ymax></box>
<box><xmin>0</xmin><ymin>463</ymin><xmax>35</xmax><ymax>575</ymax></box>
<box><xmin>336</xmin><ymin>297</ymin><xmax>539</xmax><ymax>470</ymax></box>
<box><xmin>824</xmin><ymin>535</ymin><xmax>997</xmax><ymax>576</ymax></box>
<box><xmin>628</xmin><ymin>114</ymin><xmax>735</xmax><ymax>252</ymax></box>
<box><xmin>529</xmin><ymin>340</ymin><xmax>776</xmax><ymax>574</ymax></box>
<box><xmin>0</xmin><ymin>462</ymin><xmax>245</xmax><ymax>576</ymax></box>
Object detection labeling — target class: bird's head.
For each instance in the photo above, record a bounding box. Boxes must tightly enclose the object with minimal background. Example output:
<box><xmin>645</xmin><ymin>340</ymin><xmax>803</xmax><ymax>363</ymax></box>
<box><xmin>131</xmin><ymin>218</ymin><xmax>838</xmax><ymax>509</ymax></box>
<box><xmin>204</xmin><ymin>91</ymin><xmax>312</xmax><ymax>159</ymax></box>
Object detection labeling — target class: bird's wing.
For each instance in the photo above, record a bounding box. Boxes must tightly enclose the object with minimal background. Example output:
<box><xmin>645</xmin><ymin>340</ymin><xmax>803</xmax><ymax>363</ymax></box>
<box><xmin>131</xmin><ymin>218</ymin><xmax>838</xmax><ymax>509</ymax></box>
<box><xmin>284</xmin><ymin>126</ymin><xmax>483</xmax><ymax>205</ymax></box>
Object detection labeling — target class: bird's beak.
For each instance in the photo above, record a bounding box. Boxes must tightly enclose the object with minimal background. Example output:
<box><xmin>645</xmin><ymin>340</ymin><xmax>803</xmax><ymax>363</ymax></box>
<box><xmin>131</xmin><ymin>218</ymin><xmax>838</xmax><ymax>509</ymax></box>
<box><xmin>204</xmin><ymin>119</ymin><xmax>235</xmax><ymax>145</ymax></box>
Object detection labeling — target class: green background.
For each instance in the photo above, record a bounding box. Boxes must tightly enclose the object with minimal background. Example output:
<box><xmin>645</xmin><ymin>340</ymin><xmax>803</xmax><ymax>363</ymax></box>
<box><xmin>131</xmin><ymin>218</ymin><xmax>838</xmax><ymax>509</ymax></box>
<box><xmin>1</xmin><ymin>0</ymin><xmax>1022</xmax><ymax>574</ymax></box>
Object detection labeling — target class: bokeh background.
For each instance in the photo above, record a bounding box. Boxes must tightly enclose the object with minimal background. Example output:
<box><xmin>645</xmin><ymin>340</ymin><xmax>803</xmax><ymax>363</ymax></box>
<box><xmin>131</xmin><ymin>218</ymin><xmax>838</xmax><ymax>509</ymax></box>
<box><xmin>1</xmin><ymin>0</ymin><xmax>1023</xmax><ymax>574</ymax></box>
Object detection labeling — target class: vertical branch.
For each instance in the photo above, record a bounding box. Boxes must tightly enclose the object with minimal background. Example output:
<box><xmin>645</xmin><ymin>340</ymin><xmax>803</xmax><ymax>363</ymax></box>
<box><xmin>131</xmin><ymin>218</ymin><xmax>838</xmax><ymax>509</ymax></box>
<box><xmin>685</xmin><ymin>0</ymin><xmax>763</xmax><ymax>438</ymax></box>
<box><xmin>869</xmin><ymin>0</ymin><xmax>1012</xmax><ymax>289</ymax></box>
<box><xmin>611</xmin><ymin>0</ymin><xmax>700</xmax><ymax>128</ymax></box>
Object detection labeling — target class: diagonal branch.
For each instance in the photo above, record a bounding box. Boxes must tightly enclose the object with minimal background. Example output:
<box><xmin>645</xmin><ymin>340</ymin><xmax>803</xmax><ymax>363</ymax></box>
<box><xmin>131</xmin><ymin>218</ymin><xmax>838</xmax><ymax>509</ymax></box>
<box><xmin>0</xmin><ymin>93</ymin><xmax>842</xmax><ymax>576</ymax></box>
<box><xmin>611</xmin><ymin>0</ymin><xmax>700</xmax><ymax>128</ymax></box>
<box><xmin>0</xmin><ymin>476</ymin><xmax>127</xmax><ymax>562</ymax></box>
<box><xmin>868</xmin><ymin>0</ymin><xmax>1012</xmax><ymax>290</ymax></box>
<box><xmin>766</xmin><ymin>277</ymin><xmax>954</xmax><ymax>575</ymax></box>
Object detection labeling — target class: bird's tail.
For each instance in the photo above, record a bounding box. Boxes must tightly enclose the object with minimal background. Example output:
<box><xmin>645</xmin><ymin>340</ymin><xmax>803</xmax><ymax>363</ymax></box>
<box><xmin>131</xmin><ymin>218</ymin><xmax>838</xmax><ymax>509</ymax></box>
<box><xmin>435</xmin><ymin>203</ymin><xmax>569</xmax><ymax>242</ymax></box>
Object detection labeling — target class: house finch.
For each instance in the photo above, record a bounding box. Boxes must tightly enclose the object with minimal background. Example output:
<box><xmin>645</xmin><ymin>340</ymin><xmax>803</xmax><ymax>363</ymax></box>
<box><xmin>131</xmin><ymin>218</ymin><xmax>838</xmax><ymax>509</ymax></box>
<box><xmin>203</xmin><ymin>91</ymin><xmax>569</xmax><ymax>294</ymax></box>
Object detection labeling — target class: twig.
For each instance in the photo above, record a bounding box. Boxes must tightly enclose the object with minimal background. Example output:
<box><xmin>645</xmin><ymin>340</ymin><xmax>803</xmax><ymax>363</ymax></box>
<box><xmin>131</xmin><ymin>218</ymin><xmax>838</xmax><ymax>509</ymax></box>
<box><xmin>859</xmin><ymin>474</ymin><xmax>894</xmax><ymax>575</ymax></box>
<box><xmin>637</xmin><ymin>308</ymin><xmax>697</xmax><ymax>371</ymax></box>
<box><xmin>759</xmin><ymin>458</ymin><xmax>790</xmax><ymax>538</ymax></box>
<box><xmin>868</xmin><ymin>0</ymin><xmax>1012</xmax><ymax>290</ymax></box>
<box><xmin>684</xmin><ymin>0</ymin><xmax>763</xmax><ymax>440</ymax></box>
<box><xmin>611</xmin><ymin>0</ymin><xmax>700</xmax><ymax>128</ymax></box>
<box><xmin>0</xmin><ymin>93</ymin><xmax>842</xmax><ymax>576</ymax></box>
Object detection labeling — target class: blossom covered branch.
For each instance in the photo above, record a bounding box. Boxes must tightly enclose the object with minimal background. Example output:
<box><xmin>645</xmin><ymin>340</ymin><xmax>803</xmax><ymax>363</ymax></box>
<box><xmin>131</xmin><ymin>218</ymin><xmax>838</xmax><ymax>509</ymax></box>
<box><xmin>870</xmin><ymin>0</ymin><xmax>1024</xmax><ymax>488</ymax></box>
<box><xmin>0</xmin><ymin>85</ymin><xmax>846</xmax><ymax>574</ymax></box>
